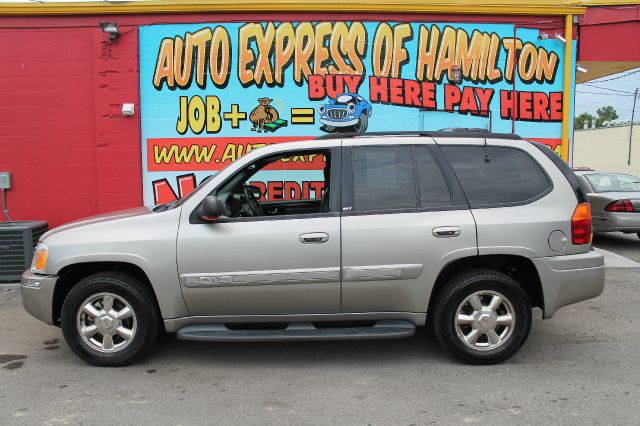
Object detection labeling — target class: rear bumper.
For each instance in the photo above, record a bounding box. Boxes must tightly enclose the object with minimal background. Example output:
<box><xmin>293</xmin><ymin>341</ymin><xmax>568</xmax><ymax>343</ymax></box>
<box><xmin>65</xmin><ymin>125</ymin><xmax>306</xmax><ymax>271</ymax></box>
<box><xmin>532</xmin><ymin>250</ymin><xmax>605</xmax><ymax>319</ymax></box>
<box><xmin>592</xmin><ymin>213</ymin><xmax>640</xmax><ymax>233</ymax></box>
<box><xmin>21</xmin><ymin>270</ymin><xmax>57</xmax><ymax>325</ymax></box>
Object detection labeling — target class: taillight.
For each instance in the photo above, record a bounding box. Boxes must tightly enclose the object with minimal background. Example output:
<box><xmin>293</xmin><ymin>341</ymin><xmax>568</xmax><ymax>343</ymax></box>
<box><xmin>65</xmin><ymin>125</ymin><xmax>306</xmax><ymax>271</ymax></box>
<box><xmin>571</xmin><ymin>203</ymin><xmax>592</xmax><ymax>245</ymax></box>
<box><xmin>605</xmin><ymin>199</ymin><xmax>634</xmax><ymax>212</ymax></box>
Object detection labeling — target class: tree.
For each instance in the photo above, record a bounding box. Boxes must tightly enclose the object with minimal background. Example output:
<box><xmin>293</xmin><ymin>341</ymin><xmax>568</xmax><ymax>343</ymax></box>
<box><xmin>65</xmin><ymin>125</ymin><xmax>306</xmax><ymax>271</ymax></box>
<box><xmin>574</xmin><ymin>112</ymin><xmax>596</xmax><ymax>129</ymax></box>
<box><xmin>595</xmin><ymin>106</ymin><xmax>619</xmax><ymax>127</ymax></box>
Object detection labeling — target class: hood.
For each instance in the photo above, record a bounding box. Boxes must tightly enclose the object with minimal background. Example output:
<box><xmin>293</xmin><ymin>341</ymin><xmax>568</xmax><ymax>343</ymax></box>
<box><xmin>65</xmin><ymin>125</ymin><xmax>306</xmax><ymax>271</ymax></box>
<box><xmin>41</xmin><ymin>207</ymin><xmax>152</xmax><ymax>241</ymax></box>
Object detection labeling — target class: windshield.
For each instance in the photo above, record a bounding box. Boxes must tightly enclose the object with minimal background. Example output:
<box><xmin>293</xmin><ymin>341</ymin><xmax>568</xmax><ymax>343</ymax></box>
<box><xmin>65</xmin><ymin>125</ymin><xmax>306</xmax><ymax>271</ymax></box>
<box><xmin>175</xmin><ymin>175</ymin><xmax>215</xmax><ymax>206</ymax></box>
<box><xmin>153</xmin><ymin>175</ymin><xmax>215</xmax><ymax>212</ymax></box>
<box><xmin>585</xmin><ymin>173</ymin><xmax>640</xmax><ymax>193</ymax></box>
<box><xmin>335</xmin><ymin>94</ymin><xmax>355</xmax><ymax>104</ymax></box>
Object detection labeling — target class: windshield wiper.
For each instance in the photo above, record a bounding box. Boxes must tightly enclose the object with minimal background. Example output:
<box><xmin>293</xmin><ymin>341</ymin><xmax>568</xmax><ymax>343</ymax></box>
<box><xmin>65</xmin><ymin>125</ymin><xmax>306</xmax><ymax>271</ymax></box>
<box><xmin>153</xmin><ymin>198</ymin><xmax>181</xmax><ymax>212</ymax></box>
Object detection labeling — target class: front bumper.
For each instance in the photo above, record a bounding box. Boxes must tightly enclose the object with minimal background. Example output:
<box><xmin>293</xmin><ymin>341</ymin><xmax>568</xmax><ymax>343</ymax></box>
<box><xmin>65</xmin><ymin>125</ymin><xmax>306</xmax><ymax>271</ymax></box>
<box><xmin>320</xmin><ymin>118</ymin><xmax>358</xmax><ymax>127</ymax></box>
<box><xmin>532</xmin><ymin>250</ymin><xmax>605</xmax><ymax>318</ymax></box>
<box><xmin>21</xmin><ymin>270</ymin><xmax>57</xmax><ymax>325</ymax></box>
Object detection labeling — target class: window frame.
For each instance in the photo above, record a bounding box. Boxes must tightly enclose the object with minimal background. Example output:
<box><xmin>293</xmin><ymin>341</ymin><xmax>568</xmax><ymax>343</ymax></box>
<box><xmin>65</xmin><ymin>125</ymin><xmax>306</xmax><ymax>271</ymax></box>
<box><xmin>414</xmin><ymin>144</ymin><xmax>455</xmax><ymax>210</ymax></box>
<box><xmin>529</xmin><ymin>140</ymin><xmax>585</xmax><ymax>203</ymax></box>
<box><xmin>189</xmin><ymin>146</ymin><xmax>341</xmax><ymax>224</ymax></box>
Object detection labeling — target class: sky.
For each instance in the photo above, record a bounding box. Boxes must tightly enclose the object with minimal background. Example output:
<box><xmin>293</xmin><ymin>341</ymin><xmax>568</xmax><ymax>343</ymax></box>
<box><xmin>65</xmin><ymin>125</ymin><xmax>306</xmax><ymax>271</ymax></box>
<box><xmin>575</xmin><ymin>68</ymin><xmax>640</xmax><ymax>123</ymax></box>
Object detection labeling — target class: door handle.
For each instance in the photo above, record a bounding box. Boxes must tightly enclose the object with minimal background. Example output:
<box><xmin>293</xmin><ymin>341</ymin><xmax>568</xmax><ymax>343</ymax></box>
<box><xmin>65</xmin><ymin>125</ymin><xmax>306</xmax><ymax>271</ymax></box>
<box><xmin>299</xmin><ymin>232</ymin><xmax>329</xmax><ymax>244</ymax></box>
<box><xmin>432</xmin><ymin>226</ymin><xmax>461</xmax><ymax>238</ymax></box>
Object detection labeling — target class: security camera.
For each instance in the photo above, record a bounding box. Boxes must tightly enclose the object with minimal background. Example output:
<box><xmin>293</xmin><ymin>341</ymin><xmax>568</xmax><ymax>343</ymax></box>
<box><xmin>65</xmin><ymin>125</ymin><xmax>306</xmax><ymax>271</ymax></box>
<box><xmin>554</xmin><ymin>33</ymin><xmax>566</xmax><ymax>43</ymax></box>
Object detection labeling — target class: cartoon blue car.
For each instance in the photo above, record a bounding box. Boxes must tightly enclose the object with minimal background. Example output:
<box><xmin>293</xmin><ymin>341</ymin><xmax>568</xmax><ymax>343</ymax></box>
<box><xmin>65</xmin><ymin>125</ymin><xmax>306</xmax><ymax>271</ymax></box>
<box><xmin>318</xmin><ymin>93</ymin><xmax>372</xmax><ymax>133</ymax></box>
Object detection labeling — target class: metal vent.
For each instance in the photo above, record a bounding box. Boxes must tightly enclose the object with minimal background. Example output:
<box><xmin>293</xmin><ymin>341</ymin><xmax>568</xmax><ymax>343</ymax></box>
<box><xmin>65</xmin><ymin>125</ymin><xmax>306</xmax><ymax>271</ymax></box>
<box><xmin>0</xmin><ymin>230</ymin><xmax>24</xmax><ymax>278</ymax></box>
<box><xmin>0</xmin><ymin>221</ymin><xmax>48</xmax><ymax>282</ymax></box>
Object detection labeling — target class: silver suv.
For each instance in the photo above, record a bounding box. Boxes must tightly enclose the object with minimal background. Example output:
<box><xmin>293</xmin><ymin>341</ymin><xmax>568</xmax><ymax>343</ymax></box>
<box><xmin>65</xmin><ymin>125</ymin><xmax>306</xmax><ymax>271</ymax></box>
<box><xmin>21</xmin><ymin>131</ymin><xmax>605</xmax><ymax>366</ymax></box>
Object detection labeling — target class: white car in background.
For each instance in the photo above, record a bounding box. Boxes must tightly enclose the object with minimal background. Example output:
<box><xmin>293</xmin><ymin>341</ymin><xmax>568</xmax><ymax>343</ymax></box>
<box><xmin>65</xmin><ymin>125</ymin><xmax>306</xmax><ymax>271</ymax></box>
<box><xmin>575</xmin><ymin>170</ymin><xmax>640</xmax><ymax>238</ymax></box>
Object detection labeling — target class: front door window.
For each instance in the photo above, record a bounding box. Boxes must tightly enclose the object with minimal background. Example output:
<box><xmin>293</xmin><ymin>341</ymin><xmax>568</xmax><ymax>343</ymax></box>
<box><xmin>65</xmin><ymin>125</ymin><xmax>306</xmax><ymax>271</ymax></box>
<box><xmin>214</xmin><ymin>149</ymin><xmax>332</xmax><ymax>218</ymax></box>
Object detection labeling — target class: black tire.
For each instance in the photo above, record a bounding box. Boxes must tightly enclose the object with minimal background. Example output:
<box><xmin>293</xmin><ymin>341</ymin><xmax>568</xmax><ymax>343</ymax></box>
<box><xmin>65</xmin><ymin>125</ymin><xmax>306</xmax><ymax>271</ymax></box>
<box><xmin>352</xmin><ymin>113</ymin><xmax>368</xmax><ymax>133</ymax></box>
<box><xmin>432</xmin><ymin>269</ymin><xmax>532</xmax><ymax>365</ymax></box>
<box><xmin>61</xmin><ymin>272</ymin><xmax>160</xmax><ymax>366</ymax></box>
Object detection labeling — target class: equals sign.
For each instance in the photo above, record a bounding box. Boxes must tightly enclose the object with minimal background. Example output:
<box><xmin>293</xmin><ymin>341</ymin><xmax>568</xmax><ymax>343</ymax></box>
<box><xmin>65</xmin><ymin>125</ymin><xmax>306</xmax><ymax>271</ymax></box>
<box><xmin>290</xmin><ymin>108</ymin><xmax>315</xmax><ymax>125</ymax></box>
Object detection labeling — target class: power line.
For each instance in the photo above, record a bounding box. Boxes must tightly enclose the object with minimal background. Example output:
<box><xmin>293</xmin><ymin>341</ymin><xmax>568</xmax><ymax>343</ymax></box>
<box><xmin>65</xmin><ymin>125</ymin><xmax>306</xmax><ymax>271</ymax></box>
<box><xmin>615</xmin><ymin>97</ymin><xmax>640</xmax><ymax>107</ymax></box>
<box><xmin>576</xmin><ymin>90</ymin><xmax>635</xmax><ymax>97</ymax></box>
<box><xmin>580</xmin><ymin>83</ymin><xmax>637</xmax><ymax>95</ymax></box>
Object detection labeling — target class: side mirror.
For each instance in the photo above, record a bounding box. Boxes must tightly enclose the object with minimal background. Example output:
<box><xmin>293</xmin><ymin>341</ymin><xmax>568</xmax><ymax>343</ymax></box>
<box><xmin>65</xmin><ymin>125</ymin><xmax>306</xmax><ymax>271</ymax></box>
<box><xmin>197</xmin><ymin>195</ymin><xmax>228</xmax><ymax>222</ymax></box>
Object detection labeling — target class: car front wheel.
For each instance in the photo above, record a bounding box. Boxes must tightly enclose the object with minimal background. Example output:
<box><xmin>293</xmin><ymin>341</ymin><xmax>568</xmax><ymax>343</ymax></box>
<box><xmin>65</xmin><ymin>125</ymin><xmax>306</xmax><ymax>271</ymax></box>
<box><xmin>353</xmin><ymin>113</ymin><xmax>368</xmax><ymax>133</ymax></box>
<box><xmin>432</xmin><ymin>269</ymin><xmax>532</xmax><ymax>364</ymax></box>
<box><xmin>61</xmin><ymin>272</ymin><xmax>160</xmax><ymax>366</ymax></box>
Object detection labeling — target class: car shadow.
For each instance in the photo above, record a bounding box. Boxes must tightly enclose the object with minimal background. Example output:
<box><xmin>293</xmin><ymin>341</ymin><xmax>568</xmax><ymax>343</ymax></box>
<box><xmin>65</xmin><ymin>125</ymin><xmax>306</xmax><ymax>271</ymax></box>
<box><xmin>144</xmin><ymin>326</ymin><xmax>453</xmax><ymax>367</ymax></box>
<box><xmin>593</xmin><ymin>232</ymin><xmax>640</xmax><ymax>244</ymax></box>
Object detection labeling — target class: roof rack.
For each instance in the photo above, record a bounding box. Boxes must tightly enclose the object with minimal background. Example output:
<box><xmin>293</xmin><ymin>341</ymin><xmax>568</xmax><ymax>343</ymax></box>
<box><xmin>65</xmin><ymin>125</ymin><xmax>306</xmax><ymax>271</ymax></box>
<box><xmin>437</xmin><ymin>127</ymin><xmax>490</xmax><ymax>132</ymax></box>
<box><xmin>315</xmin><ymin>130</ymin><xmax>522</xmax><ymax>140</ymax></box>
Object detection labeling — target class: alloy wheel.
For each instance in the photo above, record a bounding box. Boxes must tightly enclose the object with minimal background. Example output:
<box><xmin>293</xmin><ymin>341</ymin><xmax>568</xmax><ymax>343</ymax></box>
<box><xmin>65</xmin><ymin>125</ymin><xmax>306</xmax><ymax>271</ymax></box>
<box><xmin>76</xmin><ymin>292</ymin><xmax>137</xmax><ymax>353</ymax></box>
<box><xmin>454</xmin><ymin>290</ymin><xmax>515</xmax><ymax>351</ymax></box>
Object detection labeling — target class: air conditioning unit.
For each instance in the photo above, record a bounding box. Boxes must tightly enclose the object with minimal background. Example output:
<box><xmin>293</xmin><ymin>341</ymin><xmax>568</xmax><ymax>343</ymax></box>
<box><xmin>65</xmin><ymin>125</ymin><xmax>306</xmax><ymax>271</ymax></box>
<box><xmin>0</xmin><ymin>221</ymin><xmax>48</xmax><ymax>283</ymax></box>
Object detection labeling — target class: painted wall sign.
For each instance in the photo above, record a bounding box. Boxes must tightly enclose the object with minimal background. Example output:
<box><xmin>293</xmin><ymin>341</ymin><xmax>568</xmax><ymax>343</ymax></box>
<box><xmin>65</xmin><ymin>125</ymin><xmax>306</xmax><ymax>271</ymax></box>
<box><xmin>139</xmin><ymin>21</ymin><xmax>575</xmax><ymax>206</ymax></box>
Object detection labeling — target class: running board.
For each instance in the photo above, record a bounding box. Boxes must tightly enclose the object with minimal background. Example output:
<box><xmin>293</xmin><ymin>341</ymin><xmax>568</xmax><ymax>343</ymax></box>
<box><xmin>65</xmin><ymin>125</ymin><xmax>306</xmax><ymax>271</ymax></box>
<box><xmin>176</xmin><ymin>320</ymin><xmax>415</xmax><ymax>342</ymax></box>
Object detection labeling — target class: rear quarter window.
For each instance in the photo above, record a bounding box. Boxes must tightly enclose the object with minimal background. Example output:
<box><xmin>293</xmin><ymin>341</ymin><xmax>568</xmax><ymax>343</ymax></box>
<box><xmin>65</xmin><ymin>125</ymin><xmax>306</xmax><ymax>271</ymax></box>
<box><xmin>441</xmin><ymin>145</ymin><xmax>552</xmax><ymax>207</ymax></box>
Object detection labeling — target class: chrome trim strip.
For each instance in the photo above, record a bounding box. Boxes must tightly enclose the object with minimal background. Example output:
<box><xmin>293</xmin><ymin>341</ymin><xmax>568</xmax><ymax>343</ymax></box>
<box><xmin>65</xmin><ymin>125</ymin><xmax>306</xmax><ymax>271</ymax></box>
<box><xmin>180</xmin><ymin>267</ymin><xmax>340</xmax><ymax>288</ymax></box>
<box><xmin>342</xmin><ymin>264</ymin><xmax>423</xmax><ymax>282</ymax></box>
<box><xmin>164</xmin><ymin>312</ymin><xmax>427</xmax><ymax>332</ymax></box>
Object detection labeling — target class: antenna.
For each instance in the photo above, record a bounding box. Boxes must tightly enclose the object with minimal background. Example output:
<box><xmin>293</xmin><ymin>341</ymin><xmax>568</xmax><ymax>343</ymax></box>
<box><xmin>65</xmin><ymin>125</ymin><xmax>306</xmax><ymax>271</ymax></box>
<box><xmin>483</xmin><ymin>137</ymin><xmax>491</xmax><ymax>163</ymax></box>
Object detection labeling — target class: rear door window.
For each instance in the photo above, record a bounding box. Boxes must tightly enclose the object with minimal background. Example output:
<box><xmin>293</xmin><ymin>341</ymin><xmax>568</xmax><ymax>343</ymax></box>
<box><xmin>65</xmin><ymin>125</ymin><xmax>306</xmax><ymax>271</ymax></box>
<box><xmin>441</xmin><ymin>146</ymin><xmax>551</xmax><ymax>207</ymax></box>
<box><xmin>352</xmin><ymin>146</ymin><xmax>417</xmax><ymax>211</ymax></box>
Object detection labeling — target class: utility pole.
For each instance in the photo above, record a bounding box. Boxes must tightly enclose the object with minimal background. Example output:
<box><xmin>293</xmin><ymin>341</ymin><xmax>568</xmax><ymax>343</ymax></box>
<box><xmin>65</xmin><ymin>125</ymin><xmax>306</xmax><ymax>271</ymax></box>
<box><xmin>629</xmin><ymin>87</ymin><xmax>638</xmax><ymax>165</ymax></box>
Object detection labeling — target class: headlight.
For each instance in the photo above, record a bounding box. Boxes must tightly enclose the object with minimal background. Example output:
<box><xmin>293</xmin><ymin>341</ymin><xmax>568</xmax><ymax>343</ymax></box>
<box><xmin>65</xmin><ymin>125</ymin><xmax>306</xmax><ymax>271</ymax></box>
<box><xmin>347</xmin><ymin>103</ymin><xmax>356</xmax><ymax>112</ymax></box>
<box><xmin>318</xmin><ymin>105</ymin><xmax>325</xmax><ymax>114</ymax></box>
<box><xmin>31</xmin><ymin>242</ymin><xmax>48</xmax><ymax>273</ymax></box>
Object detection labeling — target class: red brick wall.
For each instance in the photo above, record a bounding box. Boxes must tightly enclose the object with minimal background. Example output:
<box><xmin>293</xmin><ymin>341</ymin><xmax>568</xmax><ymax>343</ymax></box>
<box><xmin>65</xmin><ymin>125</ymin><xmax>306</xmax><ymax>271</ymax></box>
<box><xmin>0</xmin><ymin>21</ymin><xmax>142</xmax><ymax>228</ymax></box>
<box><xmin>0</xmin><ymin>13</ymin><xmax>563</xmax><ymax>228</ymax></box>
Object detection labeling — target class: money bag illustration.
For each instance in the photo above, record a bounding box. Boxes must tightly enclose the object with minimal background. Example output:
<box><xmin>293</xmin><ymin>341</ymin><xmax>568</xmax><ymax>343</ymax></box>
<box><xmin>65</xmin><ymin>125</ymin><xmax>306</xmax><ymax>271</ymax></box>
<box><xmin>250</xmin><ymin>97</ymin><xmax>279</xmax><ymax>132</ymax></box>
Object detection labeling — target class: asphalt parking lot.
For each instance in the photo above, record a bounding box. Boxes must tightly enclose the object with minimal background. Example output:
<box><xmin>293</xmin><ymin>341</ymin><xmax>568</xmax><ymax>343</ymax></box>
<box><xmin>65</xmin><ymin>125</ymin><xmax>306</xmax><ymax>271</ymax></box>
<box><xmin>593</xmin><ymin>232</ymin><xmax>640</xmax><ymax>262</ymax></box>
<box><xmin>1</xmin><ymin>236</ymin><xmax>639</xmax><ymax>425</ymax></box>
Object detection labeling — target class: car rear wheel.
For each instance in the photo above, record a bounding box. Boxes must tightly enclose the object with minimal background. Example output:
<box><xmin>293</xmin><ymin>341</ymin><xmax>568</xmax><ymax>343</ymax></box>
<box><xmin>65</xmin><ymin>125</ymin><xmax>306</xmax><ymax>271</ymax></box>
<box><xmin>432</xmin><ymin>269</ymin><xmax>531</xmax><ymax>364</ymax></box>
<box><xmin>61</xmin><ymin>272</ymin><xmax>160</xmax><ymax>366</ymax></box>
